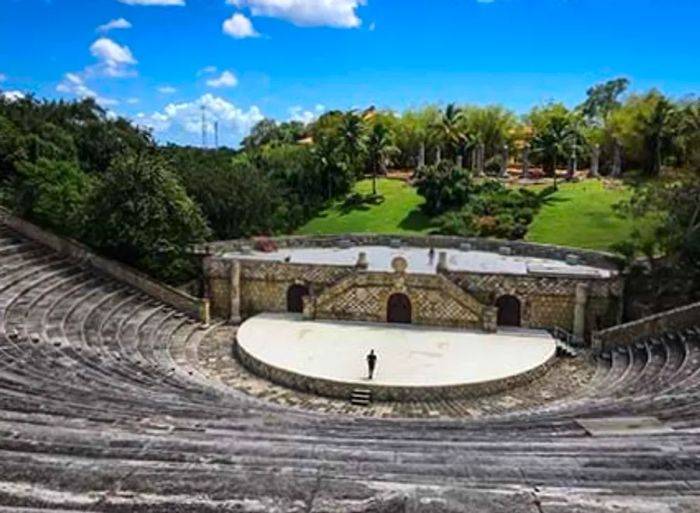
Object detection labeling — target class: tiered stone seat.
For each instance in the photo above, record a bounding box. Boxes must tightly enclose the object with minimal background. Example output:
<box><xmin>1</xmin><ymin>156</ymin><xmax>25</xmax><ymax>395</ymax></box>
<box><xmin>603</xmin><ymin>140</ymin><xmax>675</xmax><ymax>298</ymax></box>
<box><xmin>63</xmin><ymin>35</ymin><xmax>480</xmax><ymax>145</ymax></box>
<box><xmin>0</xmin><ymin>225</ymin><xmax>699</xmax><ymax>513</ymax></box>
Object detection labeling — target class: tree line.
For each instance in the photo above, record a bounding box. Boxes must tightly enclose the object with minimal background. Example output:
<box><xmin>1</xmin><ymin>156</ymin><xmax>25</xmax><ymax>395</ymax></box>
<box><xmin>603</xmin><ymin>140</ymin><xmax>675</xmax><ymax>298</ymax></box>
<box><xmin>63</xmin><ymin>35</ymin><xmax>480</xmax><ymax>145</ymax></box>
<box><xmin>0</xmin><ymin>79</ymin><xmax>699</xmax><ymax>306</ymax></box>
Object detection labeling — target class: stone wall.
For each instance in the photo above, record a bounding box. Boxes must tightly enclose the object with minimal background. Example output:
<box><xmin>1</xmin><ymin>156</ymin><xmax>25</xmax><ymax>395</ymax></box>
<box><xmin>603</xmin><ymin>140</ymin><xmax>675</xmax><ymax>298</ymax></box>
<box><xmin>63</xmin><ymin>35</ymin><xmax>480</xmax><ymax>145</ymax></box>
<box><xmin>199</xmin><ymin>233</ymin><xmax>623</xmax><ymax>271</ymax></box>
<box><xmin>591</xmin><ymin>301</ymin><xmax>700</xmax><ymax>352</ymax></box>
<box><xmin>235</xmin><ymin>339</ymin><xmax>555</xmax><ymax>402</ymax></box>
<box><xmin>450</xmin><ymin>271</ymin><xmax>623</xmax><ymax>333</ymax></box>
<box><xmin>310</xmin><ymin>270</ymin><xmax>495</xmax><ymax>331</ymax></box>
<box><xmin>201</xmin><ymin>235</ymin><xmax>623</xmax><ymax>338</ymax></box>
<box><xmin>1</xmin><ymin>208</ymin><xmax>210</xmax><ymax>324</ymax></box>
<box><xmin>203</xmin><ymin>256</ymin><xmax>354</xmax><ymax>318</ymax></box>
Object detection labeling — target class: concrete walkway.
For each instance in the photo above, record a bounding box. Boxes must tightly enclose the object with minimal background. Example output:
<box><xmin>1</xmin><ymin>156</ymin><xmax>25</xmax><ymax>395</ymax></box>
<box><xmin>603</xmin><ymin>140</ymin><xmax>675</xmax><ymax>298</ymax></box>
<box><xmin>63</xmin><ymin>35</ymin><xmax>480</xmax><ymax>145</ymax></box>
<box><xmin>237</xmin><ymin>313</ymin><xmax>556</xmax><ymax>388</ymax></box>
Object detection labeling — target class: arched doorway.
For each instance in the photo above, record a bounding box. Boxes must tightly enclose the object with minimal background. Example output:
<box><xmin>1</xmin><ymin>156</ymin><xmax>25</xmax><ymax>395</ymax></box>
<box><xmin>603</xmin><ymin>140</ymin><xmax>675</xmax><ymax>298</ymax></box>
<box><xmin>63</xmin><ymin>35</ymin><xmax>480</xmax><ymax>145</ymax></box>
<box><xmin>387</xmin><ymin>293</ymin><xmax>412</xmax><ymax>324</ymax></box>
<box><xmin>287</xmin><ymin>284</ymin><xmax>309</xmax><ymax>313</ymax></box>
<box><xmin>496</xmin><ymin>295</ymin><xmax>521</xmax><ymax>327</ymax></box>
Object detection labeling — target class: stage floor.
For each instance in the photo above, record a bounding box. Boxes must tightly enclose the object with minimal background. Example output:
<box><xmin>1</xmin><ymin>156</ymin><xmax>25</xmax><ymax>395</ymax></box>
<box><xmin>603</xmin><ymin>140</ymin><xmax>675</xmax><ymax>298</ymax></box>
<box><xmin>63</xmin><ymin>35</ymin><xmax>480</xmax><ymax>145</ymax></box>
<box><xmin>236</xmin><ymin>314</ymin><xmax>556</xmax><ymax>390</ymax></box>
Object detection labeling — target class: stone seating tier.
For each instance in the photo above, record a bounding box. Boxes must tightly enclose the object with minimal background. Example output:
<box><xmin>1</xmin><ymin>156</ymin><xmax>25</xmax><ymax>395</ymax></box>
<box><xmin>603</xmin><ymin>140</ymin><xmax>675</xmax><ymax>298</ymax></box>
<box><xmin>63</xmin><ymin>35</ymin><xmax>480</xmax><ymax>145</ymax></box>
<box><xmin>0</xmin><ymin>224</ymin><xmax>699</xmax><ymax>513</ymax></box>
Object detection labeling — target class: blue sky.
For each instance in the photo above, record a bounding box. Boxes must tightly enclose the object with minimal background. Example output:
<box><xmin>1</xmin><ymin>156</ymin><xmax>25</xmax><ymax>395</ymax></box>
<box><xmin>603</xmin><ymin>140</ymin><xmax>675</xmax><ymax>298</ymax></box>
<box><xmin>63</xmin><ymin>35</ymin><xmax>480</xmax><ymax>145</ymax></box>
<box><xmin>1</xmin><ymin>0</ymin><xmax>699</xmax><ymax>147</ymax></box>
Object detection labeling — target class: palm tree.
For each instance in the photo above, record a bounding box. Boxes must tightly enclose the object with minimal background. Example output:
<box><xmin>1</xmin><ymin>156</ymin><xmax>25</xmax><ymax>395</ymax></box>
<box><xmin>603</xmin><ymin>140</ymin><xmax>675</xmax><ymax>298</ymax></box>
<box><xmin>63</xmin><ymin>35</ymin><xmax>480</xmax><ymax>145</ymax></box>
<box><xmin>431</xmin><ymin>103</ymin><xmax>466</xmax><ymax>159</ymax></box>
<box><xmin>339</xmin><ymin>111</ymin><xmax>366</xmax><ymax>177</ymax></box>
<box><xmin>637</xmin><ymin>95</ymin><xmax>675</xmax><ymax>176</ymax></box>
<box><xmin>366</xmin><ymin>122</ymin><xmax>397</xmax><ymax>196</ymax></box>
<box><xmin>676</xmin><ymin>101</ymin><xmax>700</xmax><ymax>166</ymax></box>
<box><xmin>530</xmin><ymin>116</ymin><xmax>581</xmax><ymax>180</ymax></box>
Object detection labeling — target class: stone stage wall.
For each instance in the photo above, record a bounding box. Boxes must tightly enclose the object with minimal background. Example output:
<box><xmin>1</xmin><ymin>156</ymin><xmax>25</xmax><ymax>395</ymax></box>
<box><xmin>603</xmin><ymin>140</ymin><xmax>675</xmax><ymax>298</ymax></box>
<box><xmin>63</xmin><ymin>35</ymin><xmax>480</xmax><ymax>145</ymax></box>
<box><xmin>235</xmin><ymin>338</ymin><xmax>556</xmax><ymax>402</ymax></box>
<box><xmin>201</xmin><ymin>235</ymin><xmax>624</xmax><ymax>340</ymax></box>
<box><xmin>449</xmin><ymin>272</ymin><xmax>624</xmax><ymax>334</ymax></box>
<box><xmin>310</xmin><ymin>270</ymin><xmax>497</xmax><ymax>331</ymax></box>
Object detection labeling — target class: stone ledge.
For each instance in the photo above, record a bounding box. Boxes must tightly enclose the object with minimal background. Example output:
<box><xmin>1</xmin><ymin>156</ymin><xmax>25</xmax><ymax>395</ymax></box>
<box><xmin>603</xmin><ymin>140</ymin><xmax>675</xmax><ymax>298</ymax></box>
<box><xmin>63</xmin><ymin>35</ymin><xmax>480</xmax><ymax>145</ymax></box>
<box><xmin>199</xmin><ymin>233</ymin><xmax>624</xmax><ymax>272</ymax></box>
<box><xmin>592</xmin><ymin>301</ymin><xmax>700</xmax><ymax>353</ymax></box>
<box><xmin>0</xmin><ymin>207</ymin><xmax>210</xmax><ymax>324</ymax></box>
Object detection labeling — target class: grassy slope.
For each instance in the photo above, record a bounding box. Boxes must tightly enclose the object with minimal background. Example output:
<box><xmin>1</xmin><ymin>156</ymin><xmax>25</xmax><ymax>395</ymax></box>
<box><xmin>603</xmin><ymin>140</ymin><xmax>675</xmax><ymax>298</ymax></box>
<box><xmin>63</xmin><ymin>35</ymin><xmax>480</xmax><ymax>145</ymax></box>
<box><xmin>298</xmin><ymin>178</ymin><xmax>642</xmax><ymax>251</ymax></box>
<box><xmin>297</xmin><ymin>179</ymin><xmax>432</xmax><ymax>235</ymax></box>
<box><xmin>525</xmin><ymin>180</ymin><xmax>638</xmax><ymax>251</ymax></box>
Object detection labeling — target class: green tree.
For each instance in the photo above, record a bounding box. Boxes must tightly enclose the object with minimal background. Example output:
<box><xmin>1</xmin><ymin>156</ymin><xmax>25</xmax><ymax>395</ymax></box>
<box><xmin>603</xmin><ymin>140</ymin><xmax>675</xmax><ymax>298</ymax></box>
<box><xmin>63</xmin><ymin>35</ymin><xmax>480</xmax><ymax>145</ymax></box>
<box><xmin>6</xmin><ymin>158</ymin><xmax>91</xmax><ymax>237</ymax></box>
<box><xmin>339</xmin><ymin>111</ymin><xmax>367</xmax><ymax>178</ymax></box>
<box><xmin>610</xmin><ymin>91</ymin><xmax>677</xmax><ymax>176</ymax></box>
<box><xmin>431</xmin><ymin>103</ymin><xmax>466</xmax><ymax>158</ymax></box>
<box><xmin>366</xmin><ymin>121</ymin><xmax>398</xmax><ymax>196</ymax></box>
<box><xmin>83</xmin><ymin>152</ymin><xmax>211</xmax><ymax>283</ymax></box>
<box><xmin>579</xmin><ymin>77</ymin><xmax>630</xmax><ymax>124</ymax></box>
<box><xmin>528</xmin><ymin>103</ymin><xmax>582</xmax><ymax>177</ymax></box>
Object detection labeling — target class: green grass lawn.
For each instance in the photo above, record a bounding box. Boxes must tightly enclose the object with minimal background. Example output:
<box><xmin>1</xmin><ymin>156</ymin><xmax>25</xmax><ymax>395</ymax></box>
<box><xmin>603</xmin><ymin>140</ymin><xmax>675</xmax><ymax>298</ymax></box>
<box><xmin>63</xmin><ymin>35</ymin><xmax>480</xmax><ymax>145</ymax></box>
<box><xmin>525</xmin><ymin>180</ymin><xmax>643</xmax><ymax>251</ymax></box>
<box><xmin>297</xmin><ymin>178</ymin><xmax>432</xmax><ymax>235</ymax></box>
<box><xmin>298</xmin><ymin>177</ymin><xmax>647</xmax><ymax>252</ymax></box>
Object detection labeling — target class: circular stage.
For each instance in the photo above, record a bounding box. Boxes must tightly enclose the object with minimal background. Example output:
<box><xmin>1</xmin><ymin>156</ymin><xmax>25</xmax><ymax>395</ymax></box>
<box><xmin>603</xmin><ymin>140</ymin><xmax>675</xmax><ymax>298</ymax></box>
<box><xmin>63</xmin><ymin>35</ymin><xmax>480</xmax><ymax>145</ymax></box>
<box><xmin>236</xmin><ymin>313</ymin><xmax>557</xmax><ymax>401</ymax></box>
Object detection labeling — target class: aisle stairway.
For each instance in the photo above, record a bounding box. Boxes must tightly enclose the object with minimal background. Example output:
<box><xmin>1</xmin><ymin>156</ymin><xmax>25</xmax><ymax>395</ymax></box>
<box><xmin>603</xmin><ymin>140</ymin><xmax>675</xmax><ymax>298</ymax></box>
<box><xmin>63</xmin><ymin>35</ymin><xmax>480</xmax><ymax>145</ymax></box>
<box><xmin>0</xmin><ymin>224</ymin><xmax>699</xmax><ymax>513</ymax></box>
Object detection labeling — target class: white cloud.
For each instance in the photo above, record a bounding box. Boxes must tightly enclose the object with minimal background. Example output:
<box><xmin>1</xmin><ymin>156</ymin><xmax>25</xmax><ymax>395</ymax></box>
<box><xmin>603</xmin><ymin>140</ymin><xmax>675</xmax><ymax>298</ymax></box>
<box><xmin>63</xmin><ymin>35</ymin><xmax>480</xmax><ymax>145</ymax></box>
<box><xmin>136</xmin><ymin>111</ymin><xmax>171</xmax><ymax>132</ymax></box>
<box><xmin>158</xmin><ymin>86</ymin><xmax>177</xmax><ymax>94</ymax></box>
<box><xmin>197</xmin><ymin>65</ymin><xmax>218</xmax><ymax>76</ymax></box>
<box><xmin>118</xmin><ymin>0</ymin><xmax>185</xmax><ymax>5</ymax></box>
<box><xmin>223</xmin><ymin>13</ymin><xmax>260</xmax><ymax>39</ymax></box>
<box><xmin>1</xmin><ymin>90</ymin><xmax>25</xmax><ymax>102</ymax></box>
<box><xmin>206</xmin><ymin>70</ymin><xmax>238</xmax><ymax>88</ymax></box>
<box><xmin>227</xmin><ymin>0</ymin><xmax>364</xmax><ymax>28</ymax></box>
<box><xmin>136</xmin><ymin>94</ymin><xmax>263</xmax><ymax>141</ymax></box>
<box><xmin>126</xmin><ymin>97</ymin><xmax>141</xmax><ymax>104</ymax></box>
<box><xmin>90</xmin><ymin>37</ymin><xmax>137</xmax><ymax>66</ymax></box>
<box><xmin>288</xmin><ymin>104</ymin><xmax>325</xmax><ymax>124</ymax></box>
<box><xmin>89</xmin><ymin>37</ymin><xmax>137</xmax><ymax>77</ymax></box>
<box><xmin>98</xmin><ymin>18</ymin><xmax>132</xmax><ymax>32</ymax></box>
<box><xmin>56</xmin><ymin>73</ymin><xmax>118</xmax><ymax>106</ymax></box>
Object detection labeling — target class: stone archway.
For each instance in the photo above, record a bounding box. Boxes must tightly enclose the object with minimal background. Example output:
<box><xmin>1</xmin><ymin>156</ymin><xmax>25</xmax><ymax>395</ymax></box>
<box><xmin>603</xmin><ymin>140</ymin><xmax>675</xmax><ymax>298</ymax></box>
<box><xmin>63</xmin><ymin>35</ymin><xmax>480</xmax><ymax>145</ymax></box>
<box><xmin>287</xmin><ymin>284</ymin><xmax>309</xmax><ymax>314</ymax></box>
<box><xmin>496</xmin><ymin>295</ymin><xmax>521</xmax><ymax>327</ymax></box>
<box><xmin>387</xmin><ymin>293</ymin><xmax>412</xmax><ymax>324</ymax></box>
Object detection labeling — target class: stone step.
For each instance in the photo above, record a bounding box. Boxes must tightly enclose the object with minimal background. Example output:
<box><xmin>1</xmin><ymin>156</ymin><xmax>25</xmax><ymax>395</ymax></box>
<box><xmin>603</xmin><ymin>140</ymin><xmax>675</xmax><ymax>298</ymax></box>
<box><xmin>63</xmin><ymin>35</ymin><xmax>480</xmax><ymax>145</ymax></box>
<box><xmin>350</xmin><ymin>388</ymin><xmax>372</xmax><ymax>406</ymax></box>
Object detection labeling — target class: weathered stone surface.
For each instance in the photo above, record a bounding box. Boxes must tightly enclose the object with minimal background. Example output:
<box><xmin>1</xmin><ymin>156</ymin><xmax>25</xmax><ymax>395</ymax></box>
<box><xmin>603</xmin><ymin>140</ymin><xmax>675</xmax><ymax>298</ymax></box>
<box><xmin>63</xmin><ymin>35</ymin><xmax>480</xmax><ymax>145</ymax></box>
<box><xmin>1</xmin><ymin>223</ymin><xmax>700</xmax><ymax>512</ymax></box>
<box><xmin>202</xmin><ymin>235</ymin><xmax>623</xmax><ymax>339</ymax></box>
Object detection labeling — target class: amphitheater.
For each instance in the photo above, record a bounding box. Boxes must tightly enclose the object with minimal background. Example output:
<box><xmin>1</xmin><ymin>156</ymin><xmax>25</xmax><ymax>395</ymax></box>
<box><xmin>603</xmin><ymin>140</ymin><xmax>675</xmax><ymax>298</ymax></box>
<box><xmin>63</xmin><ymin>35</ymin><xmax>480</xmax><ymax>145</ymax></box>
<box><xmin>1</xmin><ymin>210</ymin><xmax>700</xmax><ymax>513</ymax></box>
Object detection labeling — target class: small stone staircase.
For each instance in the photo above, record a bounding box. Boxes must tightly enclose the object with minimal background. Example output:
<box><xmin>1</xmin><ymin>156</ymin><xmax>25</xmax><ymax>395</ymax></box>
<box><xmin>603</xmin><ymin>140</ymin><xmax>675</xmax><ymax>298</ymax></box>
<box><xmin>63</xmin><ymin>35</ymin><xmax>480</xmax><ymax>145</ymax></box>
<box><xmin>550</xmin><ymin>326</ymin><xmax>582</xmax><ymax>357</ymax></box>
<box><xmin>555</xmin><ymin>339</ymin><xmax>580</xmax><ymax>357</ymax></box>
<box><xmin>350</xmin><ymin>388</ymin><xmax>372</xmax><ymax>406</ymax></box>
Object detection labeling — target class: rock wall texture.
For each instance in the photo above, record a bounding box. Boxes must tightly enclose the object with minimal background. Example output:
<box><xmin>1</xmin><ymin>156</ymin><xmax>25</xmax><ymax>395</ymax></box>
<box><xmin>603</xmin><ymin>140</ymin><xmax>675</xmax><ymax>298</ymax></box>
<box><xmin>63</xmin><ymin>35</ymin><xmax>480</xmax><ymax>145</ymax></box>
<box><xmin>311</xmin><ymin>270</ymin><xmax>496</xmax><ymax>331</ymax></box>
<box><xmin>201</xmin><ymin>235</ymin><xmax>624</xmax><ymax>338</ymax></box>
<box><xmin>592</xmin><ymin>301</ymin><xmax>700</xmax><ymax>352</ymax></box>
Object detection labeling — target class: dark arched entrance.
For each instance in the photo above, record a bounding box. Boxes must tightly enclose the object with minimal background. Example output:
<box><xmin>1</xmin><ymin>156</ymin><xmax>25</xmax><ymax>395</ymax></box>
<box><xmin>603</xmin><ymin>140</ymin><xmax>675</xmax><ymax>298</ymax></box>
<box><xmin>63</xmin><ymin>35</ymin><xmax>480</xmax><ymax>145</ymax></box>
<box><xmin>287</xmin><ymin>284</ymin><xmax>309</xmax><ymax>314</ymax></box>
<box><xmin>496</xmin><ymin>295</ymin><xmax>521</xmax><ymax>327</ymax></box>
<box><xmin>387</xmin><ymin>293</ymin><xmax>412</xmax><ymax>324</ymax></box>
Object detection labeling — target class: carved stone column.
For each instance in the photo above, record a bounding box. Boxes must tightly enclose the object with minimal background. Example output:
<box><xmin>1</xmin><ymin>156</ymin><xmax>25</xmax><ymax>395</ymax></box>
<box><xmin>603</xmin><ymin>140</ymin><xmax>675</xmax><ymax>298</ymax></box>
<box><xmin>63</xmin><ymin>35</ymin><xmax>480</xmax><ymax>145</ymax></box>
<box><xmin>477</xmin><ymin>142</ymin><xmax>486</xmax><ymax>176</ymax></box>
<box><xmin>521</xmin><ymin>143</ymin><xmax>530</xmax><ymax>179</ymax></box>
<box><xmin>500</xmin><ymin>144</ymin><xmax>509</xmax><ymax>178</ymax></box>
<box><xmin>418</xmin><ymin>142</ymin><xmax>426</xmax><ymax>168</ymax></box>
<box><xmin>573</xmin><ymin>283</ymin><xmax>589</xmax><ymax>342</ymax></box>
<box><xmin>436</xmin><ymin>251</ymin><xmax>449</xmax><ymax>274</ymax></box>
<box><xmin>229</xmin><ymin>260</ymin><xmax>241</xmax><ymax>324</ymax></box>
<box><xmin>611</xmin><ymin>141</ymin><xmax>622</xmax><ymax>177</ymax></box>
<box><xmin>590</xmin><ymin>144</ymin><xmax>600</xmax><ymax>178</ymax></box>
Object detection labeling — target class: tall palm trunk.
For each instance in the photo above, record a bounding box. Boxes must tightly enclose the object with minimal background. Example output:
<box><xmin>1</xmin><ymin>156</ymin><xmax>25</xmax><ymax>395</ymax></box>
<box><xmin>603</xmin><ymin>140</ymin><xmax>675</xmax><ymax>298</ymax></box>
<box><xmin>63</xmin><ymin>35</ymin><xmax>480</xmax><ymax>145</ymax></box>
<box><xmin>372</xmin><ymin>159</ymin><xmax>377</xmax><ymax>196</ymax></box>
